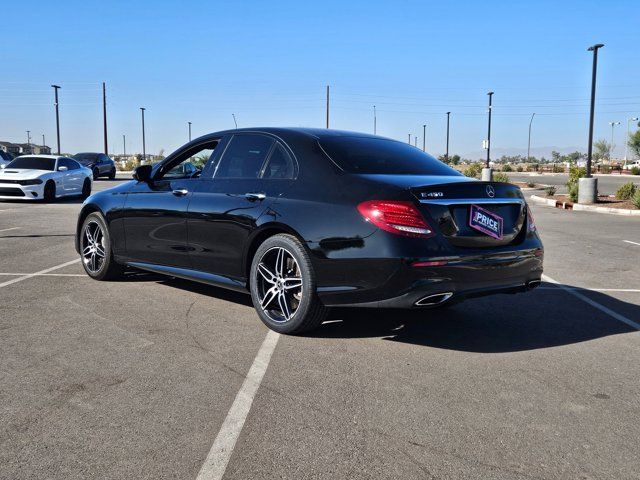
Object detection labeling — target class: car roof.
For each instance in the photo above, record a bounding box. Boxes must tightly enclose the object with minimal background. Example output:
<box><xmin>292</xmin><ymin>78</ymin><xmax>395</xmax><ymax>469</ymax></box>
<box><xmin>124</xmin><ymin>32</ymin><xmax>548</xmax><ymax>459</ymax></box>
<box><xmin>199</xmin><ymin>127</ymin><xmax>396</xmax><ymax>142</ymax></box>
<box><xmin>13</xmin><ymin>155</ymin><xmax>65</xmax><ymax>160</ymax></box>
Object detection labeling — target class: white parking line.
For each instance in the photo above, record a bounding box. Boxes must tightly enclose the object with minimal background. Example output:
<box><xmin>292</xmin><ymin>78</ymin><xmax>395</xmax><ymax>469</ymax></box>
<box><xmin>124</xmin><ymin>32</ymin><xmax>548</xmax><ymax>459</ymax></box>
<box><xmin>0</xmin><ymin>272</ymin><xmax>85</xmax><ymax>277</ymax></box>
<box><xmin>538</xmin><ymin>287</ymin><xmax>640</xmax><ymax>293</ymax></box>
<box><xmin>542</xmin><ymin>274</ymin><xmax>640</xmax><ymax>331</ymax></box>
<box><xmin>623</xmin><ymin>240</ymin><xmax>640</xmax><ymax>246</ymax></box>
<box><xmin>0</xmin><ymin>227</ymin><xmax>20</xmax><ymax>233</ymax></box>
<box><xmin>0</xmin><ymin>259</ymin><xmax>81</xmax><ymax>289</ymax></box>
<box><xmin>196</xmin><ymin>330</ymin><xmax>280</xmax><ymax>480</ymax></box>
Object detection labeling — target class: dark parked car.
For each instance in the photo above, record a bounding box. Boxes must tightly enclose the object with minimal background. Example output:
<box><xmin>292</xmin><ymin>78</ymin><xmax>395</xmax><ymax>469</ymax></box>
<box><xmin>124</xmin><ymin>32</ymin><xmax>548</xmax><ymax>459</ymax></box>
<box><xmin>72</xmin><ymin>152</ymin><xmax>116</xmax><ymax>180</ymax></box>
<box><xmin>76</xmin><ymin>128</ymin><xmax>543</xmax><ymax>334</ymax></box>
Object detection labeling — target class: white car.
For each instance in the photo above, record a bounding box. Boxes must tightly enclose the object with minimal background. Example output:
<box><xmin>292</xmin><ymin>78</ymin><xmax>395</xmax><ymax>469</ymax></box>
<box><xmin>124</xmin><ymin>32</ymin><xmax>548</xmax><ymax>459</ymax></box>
<box><xmin>0</xmin><ymin>155</ymin><xmax>93</xmax><ymax>202</ymax></box>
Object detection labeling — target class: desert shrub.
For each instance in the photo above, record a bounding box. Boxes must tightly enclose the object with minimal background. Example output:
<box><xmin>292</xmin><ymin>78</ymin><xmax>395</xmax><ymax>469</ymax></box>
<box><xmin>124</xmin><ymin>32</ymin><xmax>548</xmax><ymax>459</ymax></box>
<box><xmin>568</xmin><ymin>183</ymin><xmax>579</xmax><ymax>202</ymax></box>
<box><xmin>552</xmin><ymin>164</ymin><xmax>564</xmax><ymax>173</ymax></box>
<box><xmin>600</xmin><ymin>164</ymin><xmax>611</xmax><ymax>174</ymax></box>
<box><xmin>516</xmin><ymin>165</ymin><xmax>524</xmax><ymax>172</ymax></box>
<box><xmin>492</xmin><ymin>172</ymin><xmax>509</xmax><ymax>183</ymax></box>
<box><xmin>633</xmin><ymin>190</ymin><xmax>640</xmax><ymax>209</ymax></box>
<box><xmin>616</xmin><ymin>182</ymin><xmax>637</xmax><ymax>200</ymax></box>
<box><xmin>631</xmin><ymin>166</ymin><xmax>640</xmax><ymax>175</ymax></box>
<box><xmin>544</xmin><ymin>186</ymin><xmax>557</xmax><ymax>197</ymax></box>
<box><xmin>464</xmin><ymin>163</ymin><xmax>483</xmax><ymax>178</ymax></box>
<box><xmin>526</xmin><ymin>181</ymin><xmax>536</xmax><ymax>188</ymax></box>
<box><xmin>502</xmin><ymin>164</ymin><xmax>513</xmax><ymax>172</ymax></box>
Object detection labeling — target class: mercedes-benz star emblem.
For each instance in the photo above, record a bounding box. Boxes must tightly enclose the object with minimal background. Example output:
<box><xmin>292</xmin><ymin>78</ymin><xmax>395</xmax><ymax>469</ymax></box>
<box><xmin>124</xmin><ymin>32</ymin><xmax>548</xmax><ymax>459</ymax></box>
<box><xmin>486</xmin><ymin>185</ymin><xmax>495</xmax><ymax>198</ymax></box>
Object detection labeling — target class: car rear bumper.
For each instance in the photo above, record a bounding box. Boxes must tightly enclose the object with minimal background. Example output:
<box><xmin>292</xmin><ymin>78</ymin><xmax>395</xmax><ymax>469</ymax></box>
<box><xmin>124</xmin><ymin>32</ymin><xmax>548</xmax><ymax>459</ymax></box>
<box><xmin>316</xmin><ymin>248</ymin><xmax>543</xmax><ymax>308</ymax></box>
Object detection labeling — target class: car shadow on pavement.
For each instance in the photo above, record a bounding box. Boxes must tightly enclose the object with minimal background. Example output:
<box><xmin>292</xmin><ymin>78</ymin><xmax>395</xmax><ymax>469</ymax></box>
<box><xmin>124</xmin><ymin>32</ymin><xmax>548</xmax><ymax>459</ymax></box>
<box><xmin>310</xmin><ymin>285</ymin><xmax>639</xmax><ymax>353</ymax></box>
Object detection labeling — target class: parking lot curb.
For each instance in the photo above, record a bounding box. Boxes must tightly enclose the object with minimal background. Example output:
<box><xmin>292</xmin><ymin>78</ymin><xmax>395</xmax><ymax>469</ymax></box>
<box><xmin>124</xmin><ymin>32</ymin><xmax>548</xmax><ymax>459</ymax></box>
<box><xmin>530</xmin><ymin>195</ymin><xmax>640</xmax><ymax>216</ymax></box>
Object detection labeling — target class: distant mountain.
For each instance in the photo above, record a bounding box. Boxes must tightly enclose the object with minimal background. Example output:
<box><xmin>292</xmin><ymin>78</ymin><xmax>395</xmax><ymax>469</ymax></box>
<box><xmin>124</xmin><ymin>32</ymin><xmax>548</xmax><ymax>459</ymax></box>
<box><xmin>461</xmin><ymin>146</ymin><xmax>586</xmax><ymax>161</ymax></box>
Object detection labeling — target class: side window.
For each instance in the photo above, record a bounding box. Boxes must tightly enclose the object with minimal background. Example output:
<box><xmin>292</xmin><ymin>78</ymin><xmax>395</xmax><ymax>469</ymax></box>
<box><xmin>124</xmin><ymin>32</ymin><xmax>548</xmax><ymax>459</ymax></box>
<box><xmin>58</xmin><ymin>158</ymin><xmax>73</xmax><ymax>170</ymax></box>
<box><xmin>67</xmin><ymin>159</ymin><xmax>81</xmax><ymax>170</ymax></box>
<box><xmin>262</xmin><ymin>143</ymin><xmax>295</xmax><ymax>179</ymax></box>
<box><xmin>215</xmin><ymin>134</ymin><xmax>274</xmax><ymax>179</ymax></box>
<box><xmin>157</xmin><ymin>141</ymin><xmax>218</xmax><ymax>180</ymax></box>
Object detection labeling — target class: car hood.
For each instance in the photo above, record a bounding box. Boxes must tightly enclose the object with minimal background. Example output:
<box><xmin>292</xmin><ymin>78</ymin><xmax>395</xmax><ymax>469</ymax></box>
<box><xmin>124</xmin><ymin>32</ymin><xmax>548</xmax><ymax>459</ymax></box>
<box><xmin>351</xmin><ymin>173</ymin><xmax>477</xmax><ymax>189</ymax></box>
<box><xmin>0</xmin><ymin>169</ymin><xmax>50</xmax><ymax>180</ymax></box>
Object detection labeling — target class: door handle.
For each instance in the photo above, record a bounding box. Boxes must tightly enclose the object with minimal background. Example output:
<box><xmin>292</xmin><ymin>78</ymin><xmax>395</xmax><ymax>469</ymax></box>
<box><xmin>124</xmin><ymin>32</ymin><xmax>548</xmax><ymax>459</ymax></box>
<box><xmin>245</xmin><ymin>192</ymin><xmax>266</xmax><ymax>202</ymax></box>
<box><xmin>172</xmin><ymin>188</ymin><xmax>189</xmax><ymax>196</ymax></box>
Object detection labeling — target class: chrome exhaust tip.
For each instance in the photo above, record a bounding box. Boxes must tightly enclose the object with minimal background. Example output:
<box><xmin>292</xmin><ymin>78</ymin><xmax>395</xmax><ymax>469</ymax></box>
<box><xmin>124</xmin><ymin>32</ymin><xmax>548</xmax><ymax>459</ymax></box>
<box><xmin>415</xmin><ymin>292</ymin><xmax>454</xmax><ymax>306</ymax></box>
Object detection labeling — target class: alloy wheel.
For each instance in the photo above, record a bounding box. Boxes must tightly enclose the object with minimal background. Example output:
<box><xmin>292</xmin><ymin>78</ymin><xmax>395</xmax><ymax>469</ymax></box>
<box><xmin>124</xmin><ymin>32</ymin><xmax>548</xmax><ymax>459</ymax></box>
<box><xmin>81</xmin><ymin>220</ymin><xmax>106</xmax><ymax>274</ymax></box>
<box><xmin>256</xmin><ymin>247</ymin><xmax>303</xmax><ymax>323</ymax></box>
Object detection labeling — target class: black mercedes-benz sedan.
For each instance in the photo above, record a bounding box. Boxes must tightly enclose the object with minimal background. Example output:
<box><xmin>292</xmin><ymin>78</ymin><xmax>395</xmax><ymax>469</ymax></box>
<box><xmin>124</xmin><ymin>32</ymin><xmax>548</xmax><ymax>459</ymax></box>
<box><xmin>75</xmin><ymin>128</ymin><xmax>543</xmax><ymax>334</ymax></box>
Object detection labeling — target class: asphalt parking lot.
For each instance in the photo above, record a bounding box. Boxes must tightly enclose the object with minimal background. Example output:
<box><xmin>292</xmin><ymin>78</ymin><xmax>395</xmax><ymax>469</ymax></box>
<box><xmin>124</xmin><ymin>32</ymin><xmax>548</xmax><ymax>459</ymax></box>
<box><xmin>1</xmin><ymin>177</ymin><xmax>639</xmax><ymax>480</ymax></box>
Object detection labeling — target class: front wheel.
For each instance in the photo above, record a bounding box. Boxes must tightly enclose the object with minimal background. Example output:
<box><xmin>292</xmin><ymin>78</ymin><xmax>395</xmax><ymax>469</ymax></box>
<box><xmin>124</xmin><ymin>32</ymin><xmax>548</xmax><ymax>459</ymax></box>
<box><xmin>43</xmin><ymin>180</ymin><xmax>56</xmax><ymax>202</ymax></box>
<box><xmin>79</xmin><ymin>212</ymin><xmax>124</xmax><ymax>280</ymax></box>
<box><xmin>249</xmin><ymin>234</ymin><xmax>327</xmax><ymax>334</ymax></box>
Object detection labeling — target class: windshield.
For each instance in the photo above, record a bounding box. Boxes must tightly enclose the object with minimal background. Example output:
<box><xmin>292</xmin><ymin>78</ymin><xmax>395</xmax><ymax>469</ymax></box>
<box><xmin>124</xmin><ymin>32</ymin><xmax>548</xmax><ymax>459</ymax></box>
<box><xmin>320</xmin><ymin>136</ymin><xmax>462</xmax><ymax>176</ymax></box>
<box><xmin>73</xmin><ymin>153</ymin><xmax>99</xmax><ymax>164</ymax></box>
<box><xmin>6</xmin><ymin>157</ymin><xmax>56</xmax><ymax>171</ymax></box>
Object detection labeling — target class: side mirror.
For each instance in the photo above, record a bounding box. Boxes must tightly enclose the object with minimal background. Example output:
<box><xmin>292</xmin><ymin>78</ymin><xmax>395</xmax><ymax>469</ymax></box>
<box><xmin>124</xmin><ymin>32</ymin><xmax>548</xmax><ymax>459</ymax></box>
<box><xmin>58</xmin><ymin>166</ymin><xmax>68</xmax><ymax>172</ymax></box>
<box><xmin>133</xmin><ymin>164</ymin><xmax>152</xmax><ymax>182</ymax></box>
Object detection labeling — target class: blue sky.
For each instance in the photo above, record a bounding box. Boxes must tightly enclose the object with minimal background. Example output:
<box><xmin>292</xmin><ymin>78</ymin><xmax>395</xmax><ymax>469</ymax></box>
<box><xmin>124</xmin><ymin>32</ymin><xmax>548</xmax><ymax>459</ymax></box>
<box><xmin>1</xmin><ymin>0</ymin><xmax>639</xmax><ymax>159</ymax></box>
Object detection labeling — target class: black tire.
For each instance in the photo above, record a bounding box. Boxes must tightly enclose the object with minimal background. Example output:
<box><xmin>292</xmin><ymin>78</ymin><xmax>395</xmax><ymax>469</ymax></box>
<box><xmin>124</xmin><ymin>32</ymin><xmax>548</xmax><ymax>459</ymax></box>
<box><xmin>92</xmin><ymin>168</ymin><xmax>99</xmax><ymax>180</ymax></box>
<box><xmin>108</xmin><ymin>167</ymin><xmax>116</xmax><ymax>180</ymax></box>
<box><xmin>79</xmin><ymin>212</ymin><xmax>124</xmax><ymax>280</ymax></box>
<box><xmin>43</xmin><ymin>180</ymin><xmax>56</xmax><ymax>202</ymax></box>
<box><xmin>81</xmin><ymin>178</ymin><xmax>91</xmax><ymax>199</ymax></box>
<box><xmin>249</xmin><ymin>233</ymin><xmax>327</xmax><ymax>334</ymax></box>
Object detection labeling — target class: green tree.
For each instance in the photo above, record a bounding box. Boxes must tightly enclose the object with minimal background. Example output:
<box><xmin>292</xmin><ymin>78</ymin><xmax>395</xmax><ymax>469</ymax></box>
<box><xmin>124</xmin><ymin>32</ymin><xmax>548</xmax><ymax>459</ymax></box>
<box><xmin>628</xmin><ymin>129</ymin><xmax>640</xmax><ymax>160</ymax></box>
<box><xmin>593</xmin><ymin>139</ymin><xmax>611</xmax><ymax>161</ymax></box>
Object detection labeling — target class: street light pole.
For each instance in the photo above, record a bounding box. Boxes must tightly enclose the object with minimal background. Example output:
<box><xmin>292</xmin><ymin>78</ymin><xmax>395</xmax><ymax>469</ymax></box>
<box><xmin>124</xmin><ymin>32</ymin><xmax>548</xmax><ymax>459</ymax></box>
<box><xmin>373</xmin><ymin>105</ymin><xmax>377</xmax><ymax>135</ymax></box>
<box><xmin>42</xmin><ymin>134</ymin><xmax>45</xmax><ymax>148</ymax></box>
<box><xmin>51</xmin><ymin>85</ymin><xmax>61</xmax><ymax>154</ymax></box>
<box><xmin>408</xmin><ymin>133</ymin><xmax>411</xmax><ymax>144</ymax></box>
<box><xmin>422</xmin><ymin>124</ymin><xmax>426</xmax><ymax>152</ymax></box>
<box><xmin>123</xmin><ymin>134</ymin><xmax>126</xmax><ymax>156</ymax></box>
<box><xmin>140</xmin><ymin>107</ymin><xmax>146</xmax><ymax>164</ymax></box>
<box><xmin>102</xmin><ymin>82</ymin><xmax>108</xmax><ymax>155</ymax></box>
<box><xmin>586</xmin><ymin>44</ymin><xmax>604</xmax><ymax>178</ymax></box>
<box><xmin>26</xmin><ymin>130</ymin><xmax>31</xmax><ymax>147</ymax></box>
<box><xmin>486</xmin><ymin>92</ymin><xmax>494</xmax><ymax>168</ymax></box>
<box><xmin>188</xmin><ymin>122</ymin><xmax>192</xmax><ymax>141</ymax></box>
<box><xmin>625</xmin><ymin>117</ymin><xmax>639</xmax><ymax>164</ymax></box>
<box><xmin>232</xmin><ymin>114</ymin><xmax>238</xmax><ymax>129</ymax></box>
<box><xmin>527</xmin><ymin>113</ymin><xmax>536</xmax><ymax>163</ymax></box>
<box><xmin>609</xmin><ymin>121</ymin><xmax>620</xmax><ymax>161</ymax></box>
<box><xmin>445</xmin><ymin>112</ymin><xmax>451</xmax><ymax>162</ymax></box>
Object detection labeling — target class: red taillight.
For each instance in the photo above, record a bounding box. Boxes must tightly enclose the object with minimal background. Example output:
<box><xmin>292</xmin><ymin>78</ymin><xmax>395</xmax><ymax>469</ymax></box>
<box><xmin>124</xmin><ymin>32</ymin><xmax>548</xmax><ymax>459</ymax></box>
<box><xmin>527</xmin><ymin>206</ymin><xmax>536</xmax><ymax>232</ymax></box>
<box><xmin>357</xmin><ymin>200</ymin><xmax>434</xmax><ymax>238</ymax></box>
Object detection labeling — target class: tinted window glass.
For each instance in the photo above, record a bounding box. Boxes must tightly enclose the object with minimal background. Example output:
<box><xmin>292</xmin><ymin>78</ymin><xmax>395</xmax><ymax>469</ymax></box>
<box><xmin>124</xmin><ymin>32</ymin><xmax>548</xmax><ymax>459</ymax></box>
<box><xmin>216</xmin><ymin>135</ymin><xmax>273</xmax><ymax>179</ymax></box>
<box><xmin>58</xmin><ymin>158</ymin><xmax>75</xmax><ymax>170</ymax></box>
<box><xmin>73</xmin><ymin>153</ymin><xmax>100</xmax><ymax>165</ymax></box>
<box><xmin>262</xmin><ymin>143</ymin><xmax>294</xmax><ymax>179</ymax></box>
<box><xmin>6</xmin><ymin>157</ymin><xmax>56</xmax><ymax>171</ymax></box>
<box><xmin>320</xmin><ymin>137</ymin><xmax>463</xmax><ymax>176</ymax></box>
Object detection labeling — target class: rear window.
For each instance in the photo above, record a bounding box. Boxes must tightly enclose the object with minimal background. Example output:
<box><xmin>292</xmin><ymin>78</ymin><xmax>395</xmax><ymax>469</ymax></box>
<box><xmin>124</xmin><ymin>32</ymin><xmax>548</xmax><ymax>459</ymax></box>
<box><xmin>73</xmin><ymin>153</ymin><xmax>99</xmax><ymax>164</ymax></box>
<box><xmin>320</xmin><ymin>136</ymin><xmax>462</xmax><ymax>176</ymax></box>
<box><xmin>6</xmin><ymin>157</ymin><xmax>56</xmax><ymax>171</ymax></box>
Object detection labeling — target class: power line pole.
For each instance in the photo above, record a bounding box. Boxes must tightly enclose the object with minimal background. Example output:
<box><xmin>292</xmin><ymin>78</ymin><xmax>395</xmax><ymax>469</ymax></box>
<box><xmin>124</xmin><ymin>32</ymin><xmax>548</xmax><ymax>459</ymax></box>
<box><xmin>140</xmin><ymin>107</ymin><xmax>146</xmax><ymax>163</ymax></box>
<box><xmin>232</xmin><ymin>114</ymin><xmax>238</xmax><ymax>129</ymax></box>
<box><xmin>51</xmin><ymin>85</ymin><xmax>61</xmax><ymax>154</ymax></box>
<box><xmin>586</xmin><ymin>44</ymin><xmax>604</xmax><ymax>178</ymax></box>
<box><xmin>408</xmin><ymin>133</ymin><xmax>411</xmax><ymax>144</ymax></box>
<box><xmin>609</xmin><ymin>121</ymin><xmax>620</xmax><ymax>160</ymax></box>
<box><xmin>188</xmin><ymin>122</ymin><xmax>192</xmax><ymax>141</ymax></box>
<box><xmin>42</xmin><ymin>134</ymin><xmax>45</xmax><ymax>147</ymax></box>
<box><xmin>123</xmin><ymin>134</ymin><xmax>126</xmax><ymax>156</ymax></box>
<box><xmin>326</xmin><ymin>85</ymin><xmax>330</xmax><ymax>129</ymax></box>
<box><xmin>445</xmin><ymin>112</ymin><xmax>451</xmax><ymax>162</ymax></box>
<box><xmin>486</xmin><ymin>91</ymin><xmax>494</xmax><ymax>168</ymax></box>
<box><xmin>102</xmin><ymin>82</ymin><xmax>108</xmax><ymax>155</ymax></box>
<box><xmin>527</xmin><ymin>113</ymin><xmax>536</xmax><ymax>163</ymax></box>
<box><xmin>414</xmin><ymin>136</ymin><xmax>417</xmax><ymax>148</ymax></box>
<box><xmin>422</xmin><ymin>124</ymin><xmax>426</xmax><ymax>152</ymax></box>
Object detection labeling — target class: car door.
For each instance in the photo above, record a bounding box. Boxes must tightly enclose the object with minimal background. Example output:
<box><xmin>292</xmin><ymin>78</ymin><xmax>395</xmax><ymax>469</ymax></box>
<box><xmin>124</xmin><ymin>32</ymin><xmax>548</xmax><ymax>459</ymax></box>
<box><xmin>121</xmin><ymin>140</ymin><xmax>218</xmax><ymax>268</ymax></box>
<box><xmin>98</xmin><ymin>154</ymin><xmax>111</xmax><ymax>174</ymax></box>
<box><xmin>56</xmin><ymin>158</ymin><xmax>81</xmax><ymax>194</ymax></box>
<box><xmin>187</xmin><ymin>133</ymin><xmax>297</xmax><ymax>281</ymax></box>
